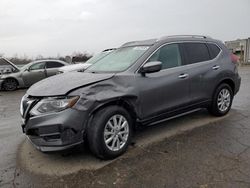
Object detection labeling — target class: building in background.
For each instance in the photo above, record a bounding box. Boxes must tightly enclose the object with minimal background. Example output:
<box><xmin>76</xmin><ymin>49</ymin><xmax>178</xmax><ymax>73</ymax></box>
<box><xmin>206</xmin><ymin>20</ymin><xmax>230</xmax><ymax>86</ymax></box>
<box><xmin>225</xmin><ymin>38</ymin><xmax>250</xmax><ymax>64</ymax></box>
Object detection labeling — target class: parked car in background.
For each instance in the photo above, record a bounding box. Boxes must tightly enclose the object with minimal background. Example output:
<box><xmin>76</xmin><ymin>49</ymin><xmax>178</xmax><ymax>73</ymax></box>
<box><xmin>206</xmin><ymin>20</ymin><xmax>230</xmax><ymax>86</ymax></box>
<box><xmin>0</xmin><ymin>59</ymin><xmax>68</xmax><ymax>91</ymax></box>
<box><xmin>57</xmin><ymin>49</ymin><xmax>116</xmax><ymax>74</ymax></box>
<box><xmin>0</xmin><ymin>57</ymin><xmax>20</xmax><ymax>75</ymax></box>
<box><xmin>20</xmin><ymin>35</ymin><xmax>241</xmax><ymax>159</ymax></box>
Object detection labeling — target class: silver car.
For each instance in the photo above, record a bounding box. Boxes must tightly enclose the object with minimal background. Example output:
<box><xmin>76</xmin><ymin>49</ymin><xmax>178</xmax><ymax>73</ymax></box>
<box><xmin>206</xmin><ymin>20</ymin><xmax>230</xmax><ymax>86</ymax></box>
<box><xmin>0</xmin><ymin>59</ymin><xmax>68</xmax><ymax>91</ymax></box>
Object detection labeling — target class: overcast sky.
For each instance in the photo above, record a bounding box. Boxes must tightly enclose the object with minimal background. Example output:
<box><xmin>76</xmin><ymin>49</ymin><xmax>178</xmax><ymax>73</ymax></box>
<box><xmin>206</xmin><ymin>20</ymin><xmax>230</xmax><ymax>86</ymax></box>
<box><xmin>0</xmin><ymin>0</ymin><xmax>250</xmax><ymax>58</ymax></box>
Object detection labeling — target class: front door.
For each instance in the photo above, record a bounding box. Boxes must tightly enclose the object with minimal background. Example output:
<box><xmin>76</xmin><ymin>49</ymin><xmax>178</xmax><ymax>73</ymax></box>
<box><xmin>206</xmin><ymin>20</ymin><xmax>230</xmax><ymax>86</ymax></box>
<box><xmin>22</xmin><ymin>62</ymin><xmax>46</xmax><ymax>86</ymax></box>
<box><xmin>137</xmin><ymin>43</ymin><xmax>190</xmax><ymax>120</ymax></box>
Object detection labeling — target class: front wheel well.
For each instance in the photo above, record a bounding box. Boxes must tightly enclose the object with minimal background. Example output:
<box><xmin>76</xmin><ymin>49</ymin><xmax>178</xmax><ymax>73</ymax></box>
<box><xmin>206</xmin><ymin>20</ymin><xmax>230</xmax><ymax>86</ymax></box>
<box><xmin>3</xmin><ymin>77</ymin><xmax>19</xmax><ymax>86</ymax></box>
<box><xmin>90</xmin><ymin>99</ymin><xmax>138</xmax><ymax>128</ymax></box>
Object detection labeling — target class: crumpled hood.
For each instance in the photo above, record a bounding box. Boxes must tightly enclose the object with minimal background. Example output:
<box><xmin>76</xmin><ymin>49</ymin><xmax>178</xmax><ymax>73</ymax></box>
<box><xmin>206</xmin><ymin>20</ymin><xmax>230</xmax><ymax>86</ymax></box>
<box><xmin>27</xmin><ymin>72</ymin><xmax>114</xmax><ymax>97</ymax></box>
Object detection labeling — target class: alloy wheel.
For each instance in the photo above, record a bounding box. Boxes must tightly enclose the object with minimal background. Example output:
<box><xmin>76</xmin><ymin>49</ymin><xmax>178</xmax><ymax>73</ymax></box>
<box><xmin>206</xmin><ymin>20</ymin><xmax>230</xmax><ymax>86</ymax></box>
<box><xmin>3</xmin><ymin>79</ymin><xmax>17</xmax><ymax>91</ymax></box>
<box><xmin>217</xmin><ymin>88</ymin><xmax>231</xmax><ymax>112</ymax></box>
<box><xmin>104</xmin><ymin>114</ymin><xmax>129</xmax><ymax>152</ymax></box>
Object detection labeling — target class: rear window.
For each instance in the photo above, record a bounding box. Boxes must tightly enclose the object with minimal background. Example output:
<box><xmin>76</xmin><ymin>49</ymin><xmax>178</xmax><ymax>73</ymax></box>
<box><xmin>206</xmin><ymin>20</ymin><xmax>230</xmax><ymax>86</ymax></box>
<box><xmin>207</xmin><ymin>43</ymin><xmax>221</xmax><ymax>59</ymax></box>
<box><xmin>46</xmin><ymin>61</ymin><xmax>64</xmax><ymax>68</ymax></box>
<box><xmin>183</xmin><ymin>43</ymin><xmax>210</xmax><ymax>64</ymax></box>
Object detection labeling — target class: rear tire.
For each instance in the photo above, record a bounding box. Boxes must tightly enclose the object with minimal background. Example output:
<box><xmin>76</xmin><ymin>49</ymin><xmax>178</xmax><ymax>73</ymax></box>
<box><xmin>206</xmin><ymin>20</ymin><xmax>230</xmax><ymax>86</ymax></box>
<box><xmin>208</xmin><ymin>83</ymin><xmax>233</xmax><ymax>116</ymax></box>
<box><xmin>2</xmin><ymin>78</ymin><xmax>18</xmax><ymax>91</ymax></box>
<box><xmin>87</xmin><ymin>106</ymin><xmax>133</xmax><ymax>159</ymax></box>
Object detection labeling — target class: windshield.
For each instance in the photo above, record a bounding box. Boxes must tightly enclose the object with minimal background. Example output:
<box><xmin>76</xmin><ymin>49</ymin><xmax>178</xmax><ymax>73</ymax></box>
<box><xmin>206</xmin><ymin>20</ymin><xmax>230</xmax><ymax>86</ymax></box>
<box><xmin>20</xmin><ymin>62</ymin><xmax>32</xmax><ymax>71</ymax></box>
<box><xmin>86</xmin><ymin>46</ymin><xmax>149</xmax><ymax>73</ymax></box>
<box><xmin>86</xmin><ymin>51</ymin><xmax>111</xmax><ymax>65</ymax></box>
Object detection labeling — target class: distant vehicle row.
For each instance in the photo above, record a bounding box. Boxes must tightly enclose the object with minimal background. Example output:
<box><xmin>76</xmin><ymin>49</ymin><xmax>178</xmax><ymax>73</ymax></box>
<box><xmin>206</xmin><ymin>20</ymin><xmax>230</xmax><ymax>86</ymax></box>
<box><xmin>0</xmin><ymin>49</ymin><xmax>114</xmax><ymax>91</ymax></box>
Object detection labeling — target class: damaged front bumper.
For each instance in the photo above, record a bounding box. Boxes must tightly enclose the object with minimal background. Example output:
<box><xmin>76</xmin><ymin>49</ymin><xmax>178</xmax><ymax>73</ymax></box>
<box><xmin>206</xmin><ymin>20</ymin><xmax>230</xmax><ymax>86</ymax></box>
<box><xmin>22</xmin><ymin>108</ymin><xmax>88</xmax><ymax>152</ymax></box>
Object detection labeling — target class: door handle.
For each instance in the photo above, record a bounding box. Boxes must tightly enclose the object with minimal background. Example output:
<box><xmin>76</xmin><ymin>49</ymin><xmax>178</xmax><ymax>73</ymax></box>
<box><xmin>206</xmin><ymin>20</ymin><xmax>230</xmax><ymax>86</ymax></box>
<box><xmin>178</xmin><ymin>73</ymin><xmax>189</xmax><ymax>79</ymax></box>
<box><xmin>212</xmin><ymin>65</ymin><xmax>220</xmax><ymax>70</ymax></box>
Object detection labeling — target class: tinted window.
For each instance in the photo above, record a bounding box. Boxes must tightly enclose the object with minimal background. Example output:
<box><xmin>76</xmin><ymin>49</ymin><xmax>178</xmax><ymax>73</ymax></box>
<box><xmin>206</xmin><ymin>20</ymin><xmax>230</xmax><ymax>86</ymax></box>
<box><xmin>46</xmin><ymin>61</ymin><xmax>64</xmax><ymax>69</ymax></box>
<box><xmin>147</xmin><ymin>44</ymin><xmax>182</xmax><ymax>69</ymax></box>
<box><xmin>183</xmin><ymin>43</ymin><xmax>210</xmax><ymax>64</ymax></box>
<box><xmin>207</xmin><ymin>43</ymin><xmax>221</xmax><ymax>59</ymax></box>
<box><xmin>29</xmin><ymin>62</ymin><xmax>45</xmax><ymax>70</ymax></box>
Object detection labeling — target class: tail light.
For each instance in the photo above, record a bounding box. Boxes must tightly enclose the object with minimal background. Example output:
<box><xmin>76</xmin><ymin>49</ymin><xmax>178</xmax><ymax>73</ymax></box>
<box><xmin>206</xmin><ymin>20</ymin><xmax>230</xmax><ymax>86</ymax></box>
<box><xmin>231</xmin><ymin>54</ymin><xmax>239</xmax><ymax>64</ymax></box>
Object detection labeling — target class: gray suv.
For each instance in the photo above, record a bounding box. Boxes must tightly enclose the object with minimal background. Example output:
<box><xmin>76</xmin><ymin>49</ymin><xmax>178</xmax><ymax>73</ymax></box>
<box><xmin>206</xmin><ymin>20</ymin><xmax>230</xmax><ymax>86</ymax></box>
<box><xmin>20</xmin><ymin>35</ymin><xmax>241</xmax><ymax>159</ymax></box>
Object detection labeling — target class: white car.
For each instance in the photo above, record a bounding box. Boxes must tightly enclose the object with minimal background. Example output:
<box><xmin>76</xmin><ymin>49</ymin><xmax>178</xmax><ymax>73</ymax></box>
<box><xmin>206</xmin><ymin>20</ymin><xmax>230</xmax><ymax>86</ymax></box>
<box><xmin>57</xmin><ymin>49</ymin><xmax>115</xmax><ymax>74</ymax></box>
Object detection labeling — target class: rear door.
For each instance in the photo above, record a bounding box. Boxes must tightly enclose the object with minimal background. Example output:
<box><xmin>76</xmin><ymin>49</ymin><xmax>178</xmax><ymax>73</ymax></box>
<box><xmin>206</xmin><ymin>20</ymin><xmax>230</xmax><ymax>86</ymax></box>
<box><xmin>137</xmin><ymin>43</ymin><xmax>191</xmax><ymax>119</ymax></box>
<box><xmin>181</xmin><ymin>42</ymin><xmax>222</xmax><ymax>103</ymax></box>
<box><xmin>45</xmin><ymin>61</ymin><xmax>65</xmax><ymax>77</ymax></box>
<box><xmin>22</xmin><ymin>62</ymin><xmax>46</xmax><ymax>86</ymax></box>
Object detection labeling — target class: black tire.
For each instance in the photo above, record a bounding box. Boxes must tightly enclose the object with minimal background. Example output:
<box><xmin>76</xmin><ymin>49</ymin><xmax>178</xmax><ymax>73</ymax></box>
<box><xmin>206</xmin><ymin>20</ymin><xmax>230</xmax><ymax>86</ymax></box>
<box><xmin>208</xmin><ymin>83</ymin><xmax>233</xmax><ymax>116</ymax></box>
<box><xmin>87</xmin><ymin>106</ymin><xmax>133</xmax><ymax>159</ymax></box>
<box><xmin>2</xmin><ymin>78</ymin><xmax>18</xmax><ymax>91</ymax></box>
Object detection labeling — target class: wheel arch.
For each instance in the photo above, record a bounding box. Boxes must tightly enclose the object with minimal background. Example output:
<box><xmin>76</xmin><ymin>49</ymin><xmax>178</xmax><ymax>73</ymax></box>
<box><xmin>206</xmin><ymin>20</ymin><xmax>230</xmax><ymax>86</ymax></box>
<box><xmin>3</xmin><ymin>77</ymin><xmax>19</xmax><ymax>86</ymax></box>
<box><xmin>216</xmin><ymin>78</ymin><xmax>235</xmax><ymax>94</ymax></box>
<box><xmin>89</xmin><ymin>97</ymin><xmax>138</xmax><ymax>127</ymax></box>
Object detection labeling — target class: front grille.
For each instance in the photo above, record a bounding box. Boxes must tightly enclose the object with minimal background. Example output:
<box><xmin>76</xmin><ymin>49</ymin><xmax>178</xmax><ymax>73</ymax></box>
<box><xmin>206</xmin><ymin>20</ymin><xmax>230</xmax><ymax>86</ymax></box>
<box><xmin>26</xmin><ymin>128</ymin><xmax>39</xmax><ymax>136</ymax></box>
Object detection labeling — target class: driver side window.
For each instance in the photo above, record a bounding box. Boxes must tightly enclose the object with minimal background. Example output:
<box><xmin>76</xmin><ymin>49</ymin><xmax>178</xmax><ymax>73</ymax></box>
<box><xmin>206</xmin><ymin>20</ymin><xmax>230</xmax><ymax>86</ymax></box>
<box><xmin>147</xmin><ymin>44</ymin><xmax>182</xmax><ymax>70</ymax></box>
<box><xmin>29</xmin><ymin>62</ymin><xmax>45</xmax><ymax>71</ymax></box>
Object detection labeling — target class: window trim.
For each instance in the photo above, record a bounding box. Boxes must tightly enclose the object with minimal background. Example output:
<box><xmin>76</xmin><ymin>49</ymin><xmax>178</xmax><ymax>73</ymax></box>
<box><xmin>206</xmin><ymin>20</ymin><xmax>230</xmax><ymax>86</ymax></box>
<box><xmin>136</xmin><ymin>41</ymin><xmax>222</xmax><ymax>74</ymax></box>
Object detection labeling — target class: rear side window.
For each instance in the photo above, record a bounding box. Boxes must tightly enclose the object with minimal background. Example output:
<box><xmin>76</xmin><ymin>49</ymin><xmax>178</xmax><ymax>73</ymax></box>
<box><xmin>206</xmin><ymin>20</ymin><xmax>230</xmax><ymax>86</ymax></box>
<box><xmin>147</xmin><ymin>44</ymin><xmax>182</xmax><ymax>69</ymax></box>
<box><xmin>183</xmin><ymin>43</ymin><xmax>210</xmax><ymax>64</ymax></box>
<box><xmin>46</xmin><ymin>61</ymin><xmax>64</xmax><ymax>69</ymax></box>
<box><xmin>207</xmin><ymin>43</ymin><xmax>221</xmax><ymax>59</ymax></box>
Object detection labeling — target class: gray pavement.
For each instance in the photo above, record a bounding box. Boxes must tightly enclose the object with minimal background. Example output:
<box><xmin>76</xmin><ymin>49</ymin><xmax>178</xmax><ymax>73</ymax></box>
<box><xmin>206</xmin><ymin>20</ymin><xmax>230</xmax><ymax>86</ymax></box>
<box><xmin>1</xmin><ymin>67</ymin><xmax>250</xmax><ymax>187</ymax></box>
<box><xmin>0</xmin><ymin>90</ymin><xmax>26</xmax><ymax>187</ymax></box>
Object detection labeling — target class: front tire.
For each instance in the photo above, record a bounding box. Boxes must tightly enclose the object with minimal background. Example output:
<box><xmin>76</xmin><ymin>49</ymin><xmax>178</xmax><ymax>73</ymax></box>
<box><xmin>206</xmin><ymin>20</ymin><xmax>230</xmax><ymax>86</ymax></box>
<box><xmin>2</xmin><ymin>78</ymin><xmax>18</xmax><ymax>91</ymax></box>
<box><xmin>208</xmin><ymin>83</ymin><xmax>233</xmax><ymax>116</ymax></box>
<box><xmin>87</xmin><ymin>106</ymin><xmax>133</xmax><ymax>159</ymax></box>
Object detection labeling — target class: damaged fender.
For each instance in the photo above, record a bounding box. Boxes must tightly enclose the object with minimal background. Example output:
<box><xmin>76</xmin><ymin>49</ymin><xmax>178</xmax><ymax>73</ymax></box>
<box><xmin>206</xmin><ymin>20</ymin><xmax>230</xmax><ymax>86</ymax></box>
<box><xmin>69</xmin><ymin>75</ymin><xmax>141</xmax><ymax>119</ymax></box>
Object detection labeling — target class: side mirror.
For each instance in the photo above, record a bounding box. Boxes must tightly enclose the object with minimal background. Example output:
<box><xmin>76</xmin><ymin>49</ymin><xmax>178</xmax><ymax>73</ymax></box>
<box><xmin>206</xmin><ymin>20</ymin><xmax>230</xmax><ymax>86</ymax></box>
<box><xmin>139</xmin><ymin>61</ymin><xmax>162</xmax><ymax>76</ymax></box>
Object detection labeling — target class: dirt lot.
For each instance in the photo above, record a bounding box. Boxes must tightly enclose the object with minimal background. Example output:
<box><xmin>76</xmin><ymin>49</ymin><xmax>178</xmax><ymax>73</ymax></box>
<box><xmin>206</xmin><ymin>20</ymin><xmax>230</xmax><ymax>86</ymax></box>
<box><xmin>1</xmin><ymin>67</ymin><xmax>250</xmax><ymax>188</ymax></box>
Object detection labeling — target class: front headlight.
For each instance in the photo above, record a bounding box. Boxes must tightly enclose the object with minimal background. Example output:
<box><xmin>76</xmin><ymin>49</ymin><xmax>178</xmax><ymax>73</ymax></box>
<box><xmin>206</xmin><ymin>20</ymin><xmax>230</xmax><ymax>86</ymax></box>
<box><xmin>30</xmin><ymin>96</ymin><xmax>79</xmax><ymax>116</ymax></box>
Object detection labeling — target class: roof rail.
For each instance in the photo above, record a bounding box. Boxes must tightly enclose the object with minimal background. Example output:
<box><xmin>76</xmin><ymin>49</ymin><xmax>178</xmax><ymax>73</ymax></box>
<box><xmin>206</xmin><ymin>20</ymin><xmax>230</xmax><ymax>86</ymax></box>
<box><xmin>159</xmin><ymin>35</ymin><xmax>212</xmax><ymax>40</ymax></box>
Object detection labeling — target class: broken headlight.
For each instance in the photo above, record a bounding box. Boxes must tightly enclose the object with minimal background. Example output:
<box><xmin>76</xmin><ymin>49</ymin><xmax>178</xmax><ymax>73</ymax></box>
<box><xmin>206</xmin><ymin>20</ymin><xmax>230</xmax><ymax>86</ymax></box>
<box><xmin>30</xmin><ymin>96</ymin><xmax>79</xmax><ymax>116</ymax></box>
